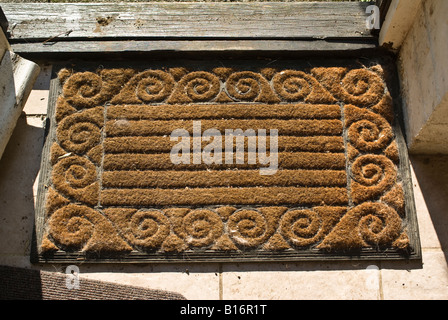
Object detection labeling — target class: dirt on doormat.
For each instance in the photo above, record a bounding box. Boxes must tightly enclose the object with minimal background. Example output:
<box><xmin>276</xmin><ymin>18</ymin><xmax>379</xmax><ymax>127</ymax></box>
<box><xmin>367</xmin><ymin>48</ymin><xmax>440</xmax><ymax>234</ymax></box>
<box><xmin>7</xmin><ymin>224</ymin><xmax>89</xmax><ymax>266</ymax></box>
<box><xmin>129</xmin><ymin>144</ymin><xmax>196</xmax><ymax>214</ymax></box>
<box><xmin>33</xmin><ymin>58</ymin><xmax>421</xmax><ymax>263</ymax></box>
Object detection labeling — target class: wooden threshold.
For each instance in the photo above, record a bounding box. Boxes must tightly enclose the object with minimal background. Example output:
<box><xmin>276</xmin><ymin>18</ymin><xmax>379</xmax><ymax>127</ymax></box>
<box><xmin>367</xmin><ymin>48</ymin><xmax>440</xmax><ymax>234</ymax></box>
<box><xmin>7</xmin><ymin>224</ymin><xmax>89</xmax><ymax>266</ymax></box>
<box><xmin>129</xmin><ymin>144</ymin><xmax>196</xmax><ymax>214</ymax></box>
<box><xmin>1</xmin><ymin>2</ymin><xmax>378</xmax><ymax>57</ymax></box>
<box><xmin>9</xmin><ymin>39</ymin><xmax>379</xmax><ymax>60</ymax></box>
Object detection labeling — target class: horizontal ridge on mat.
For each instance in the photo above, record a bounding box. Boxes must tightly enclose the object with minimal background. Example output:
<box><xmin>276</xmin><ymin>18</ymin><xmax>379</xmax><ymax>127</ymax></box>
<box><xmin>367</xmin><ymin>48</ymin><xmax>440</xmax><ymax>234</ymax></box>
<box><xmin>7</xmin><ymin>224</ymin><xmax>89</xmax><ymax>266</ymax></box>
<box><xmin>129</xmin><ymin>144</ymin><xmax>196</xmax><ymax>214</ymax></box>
<box><xmin>102</xmin><ymin>169</ymin><xmax>348</xmax><ymax>188</ymax></box>
<box><xmin>103</xmin><ymin>152</ymin><xmax>347</xmax><ymax>170</ymax></box>
<box><xmin>103</xmin><ymin>136</ymin><xmax>344</xmax><ymax>153</ymax></box>
<box><xmin>100</xmin><ymin>187</ymin><xmax>349</xmax><ymax>206</ymax></box>
<box><xmin>106</xmin><ymin>104</ymin><xmax>342</xmax><ymax>120</ymax></box>
<box><xmin>105</xmin><ymin>119</ymin><xmax>343</xmax><ymax>137</ymax></box>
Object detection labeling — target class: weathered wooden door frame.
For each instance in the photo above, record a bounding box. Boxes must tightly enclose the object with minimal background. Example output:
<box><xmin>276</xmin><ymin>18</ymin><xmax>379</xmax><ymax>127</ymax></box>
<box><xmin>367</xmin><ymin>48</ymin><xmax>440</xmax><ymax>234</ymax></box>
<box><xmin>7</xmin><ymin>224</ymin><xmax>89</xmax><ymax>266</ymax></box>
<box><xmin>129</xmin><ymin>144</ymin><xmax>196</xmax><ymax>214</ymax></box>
<box><xmin>1</xmin><ymin>2</ymin><xmax>389</xmax><ymax>59</ymax></box>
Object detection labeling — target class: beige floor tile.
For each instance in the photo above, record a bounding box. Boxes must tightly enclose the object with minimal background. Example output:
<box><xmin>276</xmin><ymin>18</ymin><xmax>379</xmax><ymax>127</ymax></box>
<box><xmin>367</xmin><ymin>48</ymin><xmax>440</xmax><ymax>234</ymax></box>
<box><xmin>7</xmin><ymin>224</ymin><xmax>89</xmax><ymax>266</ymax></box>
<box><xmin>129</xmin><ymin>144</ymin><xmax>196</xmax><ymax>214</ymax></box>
<box><xmin>381</xmin><ymin>250</ymin><xmax>448</xmax><ymax>300</ymax></box>
<box><xmin>409</xmin><ymin>158</ymin><xmax>442</xmax><ymax>249</ymax></box>
<box><xmin>410</xmin><ymin>155</ymin><xmax>448</xmax><ymax>250</ymax></box>
<box><xmin>23</xmin><ymin>64</ymin><xmax>52</xmax><ymax>115</ymax></box>
<box><xmin>221</xmin><ymin>261</ymin><xmax>382</xmax><ymax>300</ymax></box>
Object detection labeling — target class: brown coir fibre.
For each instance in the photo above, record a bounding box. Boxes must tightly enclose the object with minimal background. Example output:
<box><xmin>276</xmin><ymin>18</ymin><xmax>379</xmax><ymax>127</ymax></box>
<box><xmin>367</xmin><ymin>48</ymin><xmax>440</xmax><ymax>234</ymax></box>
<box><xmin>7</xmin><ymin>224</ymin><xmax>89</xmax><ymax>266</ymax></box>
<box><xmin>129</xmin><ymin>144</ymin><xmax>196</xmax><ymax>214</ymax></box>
<box><xmin>41</xmin><ymin>65</ymin><xmax>408</xmax><ymax>255</ymax></box>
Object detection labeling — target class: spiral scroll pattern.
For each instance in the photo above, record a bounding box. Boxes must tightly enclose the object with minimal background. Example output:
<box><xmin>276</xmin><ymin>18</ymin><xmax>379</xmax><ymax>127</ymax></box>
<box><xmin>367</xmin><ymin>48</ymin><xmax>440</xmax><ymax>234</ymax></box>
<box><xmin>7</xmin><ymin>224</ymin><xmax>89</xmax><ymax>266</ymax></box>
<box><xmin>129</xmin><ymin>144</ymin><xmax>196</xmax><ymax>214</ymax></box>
<box><xmin>62</xmin><ymin>71</ymin><xmax>105</xmax><ymax>108</ymax></box>
<box><xmin>227</xmin><ymin>209</ymin><xmax>274</xmax><ymax>248</ymax></box>
<box><xmin>181</xmin><ymin>209</ymin><xmax>223</xmax><ymax>248</ymax></box>
<box><xmin>129</xmin><ymin>210</ymin><xmax>170</xmax><ymax>250</ymax></box>
<box><xmin>51</xmin><ymin>155</ymin><xmax>99</xmax><ymax>206</ymax></box>
<box><xmin>53</xmin><ymin>156</ymin><xmax>97</xmax><ymax>189</ymax></box>
<box><xmin>272</xmin><ymin>70</ymin><xmax>313</xmax><ymax>101</ymax></box>
<box><xmin>350</xmin><ymin>154</ymin><xmax>397</xmax><ymax>204</ymax></box>
<box><xmin>348</xmin><ymin>118</ymin><xmax>393</xmax><ymax>153</ymax></box>
<box><xmin>340</xmin><ymin>69</ymin><xmax>385</xmax><ymax>106</ymax></box>
<box><xmin>57</xmin><ymin>117</ymin><xmax>102</xmax><ymax>155</ymax></box>
<box><xmin>134</xmin><ymin>70</ymin><xmax>175</xmax><ymax>103</ymax></box>
<box><xmin>48</xmin><ymin>204</ymin><xmax>96</xmax><ymax>250</ymax></box>
<box><xmin>351</xmin><ymin>155</ymin><xmax>395</xmax><ymax>188</ymax></box>
<box><xmin>177</xmin><ymin>71</ymin><xmax>221</xmax><ymax>102</ymax></box>
<box><xmin>226</xmin><ymin>71</ymin><xmax>275</xmax><ymax>102</ymax></box>
<box><xmin>355</xmin><ymin>202</ymin><xmax>402</xmax><ymax>247</ymax></box>
<box><xmin>280</xmin><ymin>209</ymin><xmax>322</xmax><ymax>247</ymax></box>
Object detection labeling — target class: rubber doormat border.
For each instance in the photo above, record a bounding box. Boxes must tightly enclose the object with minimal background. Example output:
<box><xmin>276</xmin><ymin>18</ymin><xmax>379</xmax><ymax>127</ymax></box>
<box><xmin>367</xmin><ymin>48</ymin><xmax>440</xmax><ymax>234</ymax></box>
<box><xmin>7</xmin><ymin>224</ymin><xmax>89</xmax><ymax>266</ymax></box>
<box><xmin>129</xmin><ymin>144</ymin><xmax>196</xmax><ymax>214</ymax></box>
<box><xmin>31</xmin><ymin>57</ymin><xmax>421</xmax><ymax>263</ymax></box>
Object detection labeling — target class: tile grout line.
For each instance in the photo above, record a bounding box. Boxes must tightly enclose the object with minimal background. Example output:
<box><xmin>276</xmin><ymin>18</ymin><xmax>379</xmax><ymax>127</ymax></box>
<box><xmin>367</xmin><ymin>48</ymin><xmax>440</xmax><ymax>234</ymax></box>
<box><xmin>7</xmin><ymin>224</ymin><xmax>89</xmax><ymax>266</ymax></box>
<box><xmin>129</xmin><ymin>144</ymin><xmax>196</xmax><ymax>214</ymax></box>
<box><xmin>379</xmin><ymin>261</ymin><xmax>384</xmax><ymax>300</ymax></box>
<box><xmin>219</xmin><ymin>263</ymin><xmax>223</xmax><ymax>300</ymax></box>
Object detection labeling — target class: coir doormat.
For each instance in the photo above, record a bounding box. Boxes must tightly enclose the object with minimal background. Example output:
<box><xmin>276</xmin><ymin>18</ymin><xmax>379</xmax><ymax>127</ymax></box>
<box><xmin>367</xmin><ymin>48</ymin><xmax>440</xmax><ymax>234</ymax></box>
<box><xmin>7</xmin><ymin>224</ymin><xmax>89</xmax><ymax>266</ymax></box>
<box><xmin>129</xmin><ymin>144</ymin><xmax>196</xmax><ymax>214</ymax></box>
<box><xmin>33</xmin><ymin>59</ymin><xmax>421</xmax><ymax>263</ymax></box>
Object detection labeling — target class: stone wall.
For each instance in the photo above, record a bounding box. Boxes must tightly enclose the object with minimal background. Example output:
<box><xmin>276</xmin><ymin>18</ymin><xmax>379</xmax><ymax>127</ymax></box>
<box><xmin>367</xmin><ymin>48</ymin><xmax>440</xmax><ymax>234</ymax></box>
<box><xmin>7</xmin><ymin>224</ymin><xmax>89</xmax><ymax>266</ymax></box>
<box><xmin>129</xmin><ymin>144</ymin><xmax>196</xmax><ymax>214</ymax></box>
<box><xmin>393</xmin><ymin>0</ymin><xmax>448</xmax><ymax>154</ymax></box>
